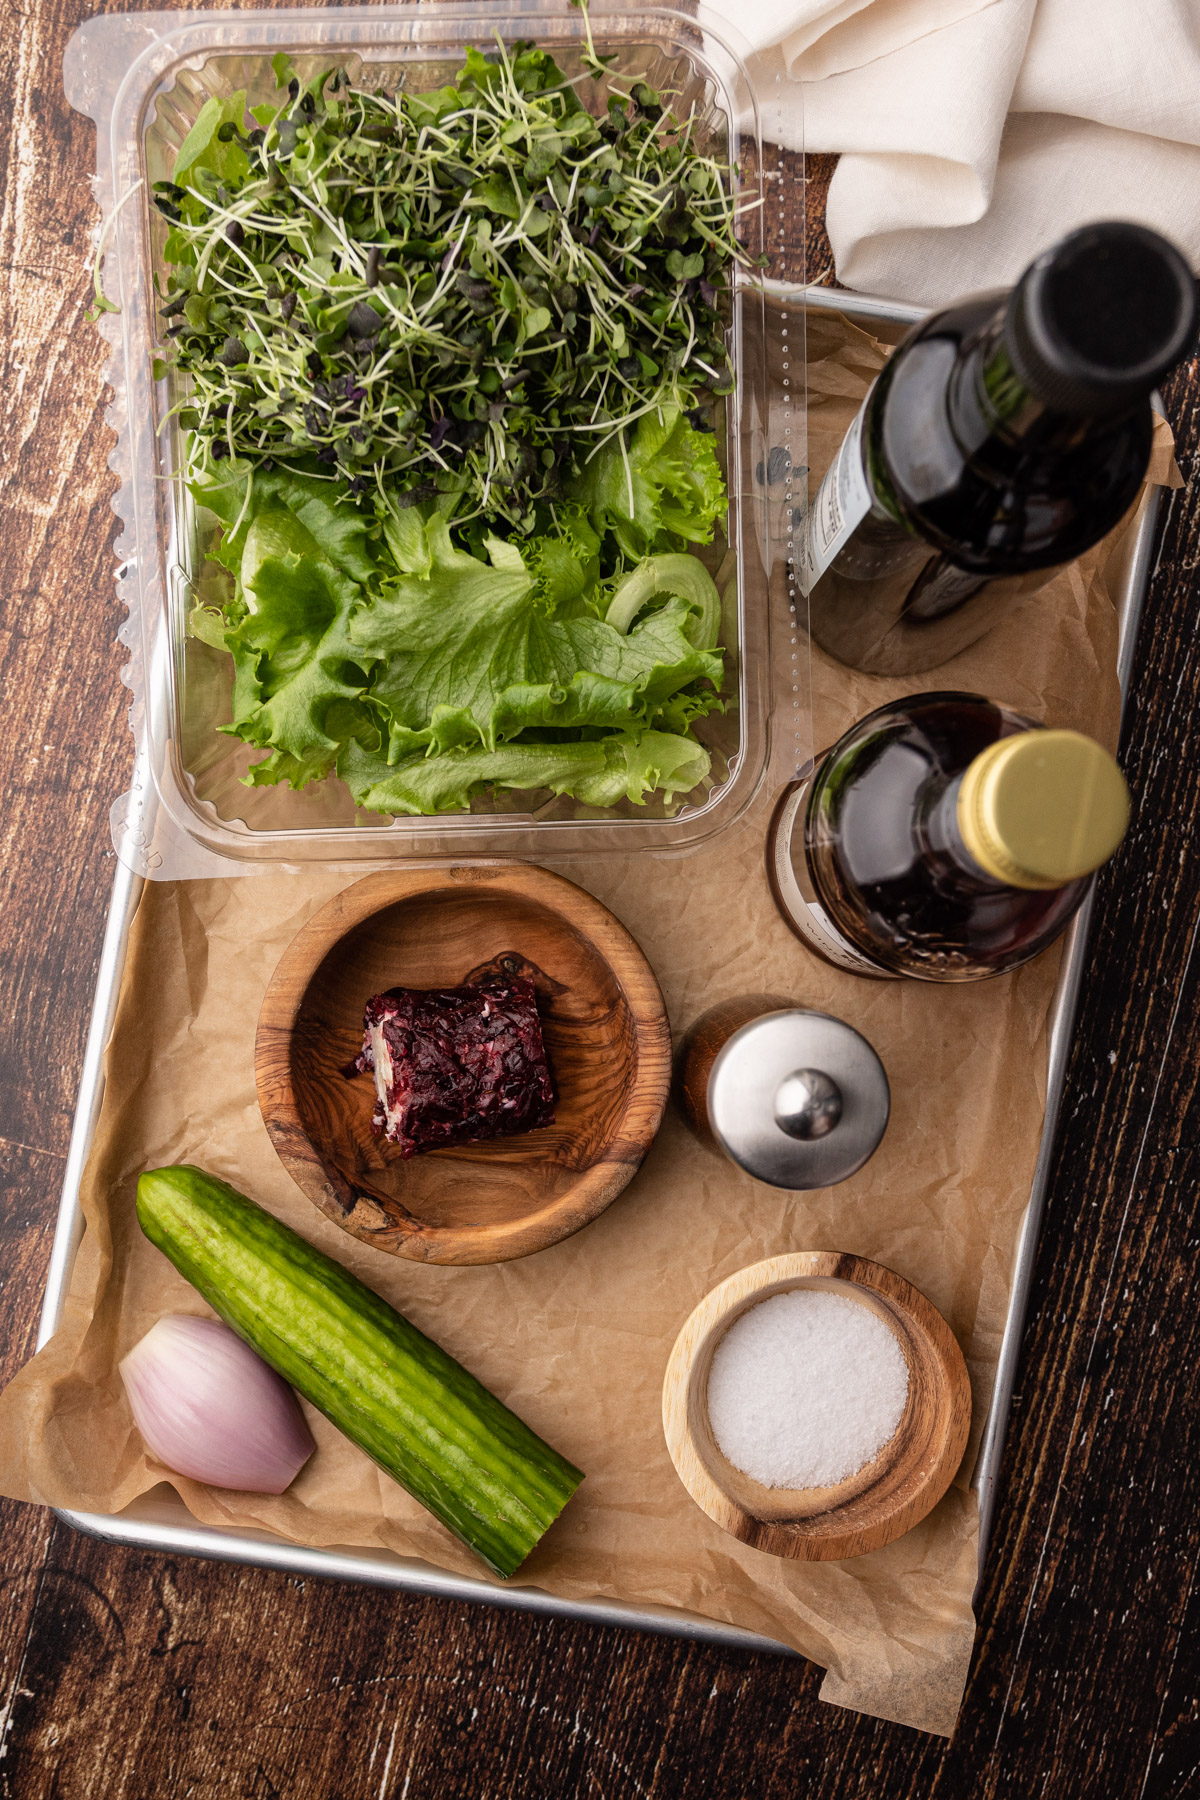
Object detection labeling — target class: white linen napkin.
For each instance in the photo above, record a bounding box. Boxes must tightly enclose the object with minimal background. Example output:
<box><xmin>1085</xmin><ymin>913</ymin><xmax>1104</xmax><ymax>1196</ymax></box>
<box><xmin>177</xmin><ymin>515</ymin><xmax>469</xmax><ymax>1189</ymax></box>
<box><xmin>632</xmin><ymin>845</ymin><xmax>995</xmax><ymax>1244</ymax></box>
<box><xmin>708</xmin><ymin>0</ymin><xmax>1200</xmax><ymax>304</ymax></box>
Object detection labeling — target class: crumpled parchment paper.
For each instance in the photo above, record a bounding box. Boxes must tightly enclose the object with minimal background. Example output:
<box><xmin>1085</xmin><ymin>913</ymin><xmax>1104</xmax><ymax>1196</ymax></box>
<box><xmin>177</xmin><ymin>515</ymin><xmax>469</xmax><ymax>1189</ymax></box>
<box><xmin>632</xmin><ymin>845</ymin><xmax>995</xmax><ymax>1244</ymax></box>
<box><xmin>0</xmin><ymin>310</ymin><xmax>1174</xmax><ymax>1736</ymax></box>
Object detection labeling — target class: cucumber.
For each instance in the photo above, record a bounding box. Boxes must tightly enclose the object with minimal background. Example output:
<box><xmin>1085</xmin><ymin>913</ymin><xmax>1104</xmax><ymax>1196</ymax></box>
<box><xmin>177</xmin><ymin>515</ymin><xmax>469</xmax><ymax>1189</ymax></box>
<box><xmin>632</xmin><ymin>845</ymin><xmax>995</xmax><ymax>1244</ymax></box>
<box><xmin>136</xmin><ymin>1165</ymin><xmax>583</xmax><ymax>1578</ymax></box>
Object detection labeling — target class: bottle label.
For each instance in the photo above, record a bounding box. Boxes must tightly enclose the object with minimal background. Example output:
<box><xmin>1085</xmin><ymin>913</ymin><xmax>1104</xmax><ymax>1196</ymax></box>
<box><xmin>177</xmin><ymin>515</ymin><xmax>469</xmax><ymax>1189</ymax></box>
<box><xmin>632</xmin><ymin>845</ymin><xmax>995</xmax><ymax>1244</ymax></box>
<box><xmin>903</xmin><ymin>557</ymin><xmax>985</xmax><ymax>621</ymax></box>
<box><xmin>796</xmin><ymin>393</ymin><xmax>873</xmax><ymax>596</ymax></box>
<box><xmin>768</xmin><ymin>777</ymin><xmax>898</xmax><ymax>980</ymax></box>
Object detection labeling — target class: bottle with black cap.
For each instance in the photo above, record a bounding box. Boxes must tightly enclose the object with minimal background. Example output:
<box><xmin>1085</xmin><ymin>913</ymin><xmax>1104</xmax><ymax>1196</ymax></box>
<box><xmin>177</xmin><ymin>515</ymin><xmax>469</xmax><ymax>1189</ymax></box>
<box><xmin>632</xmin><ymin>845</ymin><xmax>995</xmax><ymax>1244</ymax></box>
<box><xmin>799</xmin><ymin>222</ymin><xmax>1199</xmax><ymax>675</ymax></box>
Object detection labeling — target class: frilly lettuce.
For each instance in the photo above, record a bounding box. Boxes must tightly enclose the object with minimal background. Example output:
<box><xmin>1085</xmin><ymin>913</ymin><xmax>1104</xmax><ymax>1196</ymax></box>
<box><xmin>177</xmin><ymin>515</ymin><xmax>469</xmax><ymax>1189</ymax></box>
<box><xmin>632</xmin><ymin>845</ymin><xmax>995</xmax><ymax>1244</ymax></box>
<box><xmin>193</xmin><ymin>465</ymin><xmax>380</xmax><ymax>589</ymax></box>
<box><xmin>188</xmin><ymin>415</ymin><xmax>726</xmax><ymax>816</ymax></box>
<box><xmin>566</xmin><ymin>406</ymin><xmax>726</xmax><ymax>561</ymax></box>
<box><xmin>338</xmin><ymin>731</ymin><xmax>711</xmax><ymax>818</ymax></box>
<box><xmin>349</xmin><ymin>518</ymin><xmax>722</xmax><ymax>757</ymax></box>
<box><xmin>212</xmin><ymin>501</ymin><xmax>379</xmax><ymax>786</ymax></box>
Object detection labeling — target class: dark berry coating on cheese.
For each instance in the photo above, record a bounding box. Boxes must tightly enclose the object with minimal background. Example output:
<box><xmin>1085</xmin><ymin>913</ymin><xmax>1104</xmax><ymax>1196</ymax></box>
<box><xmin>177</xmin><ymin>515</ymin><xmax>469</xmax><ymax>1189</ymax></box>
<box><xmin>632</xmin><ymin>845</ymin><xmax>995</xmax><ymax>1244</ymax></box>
<box><xmin>347</xmin><ymin>976</ymin><xmax>555</xmax><ymax>1158</ymax></box>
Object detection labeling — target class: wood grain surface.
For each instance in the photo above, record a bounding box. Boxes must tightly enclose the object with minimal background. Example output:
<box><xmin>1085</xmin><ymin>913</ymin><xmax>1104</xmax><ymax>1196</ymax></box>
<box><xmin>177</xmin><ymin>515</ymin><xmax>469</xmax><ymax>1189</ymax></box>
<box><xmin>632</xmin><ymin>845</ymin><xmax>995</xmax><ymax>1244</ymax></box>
<box><xmin>2</xmin><ymin>0</ymin><xmax>1199</xmax><ymax>1787</ymax></box>
<box><xmin>662</xmin><ymin>1254</ymin><xmax>972</xmax><ymax>1560</ymax></box>
<box><xmin>255</xmin><ymin>863</ymin><xmax>671</xmax><ymax>1264</ymax></box>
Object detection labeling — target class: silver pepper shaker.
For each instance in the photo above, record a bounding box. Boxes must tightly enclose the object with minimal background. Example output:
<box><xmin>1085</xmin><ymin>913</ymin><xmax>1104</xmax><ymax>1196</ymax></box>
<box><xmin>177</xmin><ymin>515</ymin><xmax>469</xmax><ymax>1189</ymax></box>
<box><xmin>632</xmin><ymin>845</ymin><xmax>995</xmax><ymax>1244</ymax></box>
<box><xmin>678</xmin><ymin>1000</ymin><xmax>890</xmax><ymax>1189</ymax></box>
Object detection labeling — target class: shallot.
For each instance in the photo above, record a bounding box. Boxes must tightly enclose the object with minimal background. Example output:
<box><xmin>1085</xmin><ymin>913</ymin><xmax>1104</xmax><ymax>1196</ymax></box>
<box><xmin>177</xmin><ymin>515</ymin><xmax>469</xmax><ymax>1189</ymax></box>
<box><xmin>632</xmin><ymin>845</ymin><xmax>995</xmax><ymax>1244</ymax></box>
<box><xmin>120</xmin><ymin>1314</ymin><xmax>315</xmax><ymax>1493</ymax></box>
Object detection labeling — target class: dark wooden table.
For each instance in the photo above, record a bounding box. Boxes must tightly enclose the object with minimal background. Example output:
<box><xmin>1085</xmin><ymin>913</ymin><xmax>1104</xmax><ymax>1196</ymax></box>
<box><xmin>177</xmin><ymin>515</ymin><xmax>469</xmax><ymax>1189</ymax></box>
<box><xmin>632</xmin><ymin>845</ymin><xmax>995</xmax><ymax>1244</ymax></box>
<box><xmin>3</xmin><ymin>6</ymin><xmax>1200</xmax><ymax>1794</ymax></box>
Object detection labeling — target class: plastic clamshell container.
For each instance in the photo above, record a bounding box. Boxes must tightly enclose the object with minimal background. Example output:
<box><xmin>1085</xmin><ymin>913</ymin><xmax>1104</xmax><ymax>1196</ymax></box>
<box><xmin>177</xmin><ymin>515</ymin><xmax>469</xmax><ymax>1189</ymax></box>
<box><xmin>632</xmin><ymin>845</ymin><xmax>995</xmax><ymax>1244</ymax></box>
<box><xmin>66</xmin><ymin>2</ymin><xmax>806</xmax><ymax>877</ymax></box>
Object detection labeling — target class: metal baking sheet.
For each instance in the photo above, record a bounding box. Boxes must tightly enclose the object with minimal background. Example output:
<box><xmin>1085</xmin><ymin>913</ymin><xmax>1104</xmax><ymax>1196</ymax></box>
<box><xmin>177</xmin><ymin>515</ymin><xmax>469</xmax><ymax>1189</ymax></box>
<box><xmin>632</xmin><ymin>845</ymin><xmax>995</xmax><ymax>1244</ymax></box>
<box><xmin>37</xmin><ymin>285</ymin><xmax>1161</xmax><ymax>1653</ymax></box>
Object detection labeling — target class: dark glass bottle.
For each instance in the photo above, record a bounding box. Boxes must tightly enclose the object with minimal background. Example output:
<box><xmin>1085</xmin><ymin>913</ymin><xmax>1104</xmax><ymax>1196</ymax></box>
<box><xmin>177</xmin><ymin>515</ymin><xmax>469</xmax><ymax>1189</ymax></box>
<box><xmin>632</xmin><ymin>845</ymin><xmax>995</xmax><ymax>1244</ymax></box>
<box><xmin>767</xmin><ymin>692</ymin><xmax>1130</xmax><ymax>982</ymax></box>
<box><xmin>801</xmin><ymin>223</ymin><xmax>1198</xmax><ymax>674</ymax></box>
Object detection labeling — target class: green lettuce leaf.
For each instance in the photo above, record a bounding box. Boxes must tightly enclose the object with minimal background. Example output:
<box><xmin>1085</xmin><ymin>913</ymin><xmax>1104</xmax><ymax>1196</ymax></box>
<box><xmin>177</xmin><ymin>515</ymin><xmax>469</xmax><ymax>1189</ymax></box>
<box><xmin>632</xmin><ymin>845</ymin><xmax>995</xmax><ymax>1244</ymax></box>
<box><xmin>190</xmin><ymin>464</ymin><xmax>722</xmax><ymax>813</ymax></box>
<box><xmin>338</xmin><ymin>729</ymin><xmax>710</xmax><ymax>817</ymax></box>
<box><xmin>574</xmin><ymin>731</ymin><xmax>712</xmax><ymax>807</ymax></box>
<box><xmin>526</xmin><ymin>504</ymin><xmax>602</xmax><ymax>613</ymax></box>
<box><xmin>339</xmin><ymin>737</ymin><xmax>608</xmax><ymax>815</ymax></box>
<box><xmin>191</xmin><ymin>464</ymin><xmax>380</xmax><ymax>587</ymax></box>
<box><xmin>646</xmin><ymin>679</ymin><xmax>727</xmax><ymax>737</ymax></box>
<box><xmin>222</xmin><ymin>505</ymin><xmax>379</xmax><ymax>779</ymax></box>
<box><xmin>349</xmin><ymin>519</ymin><xmax>721</xmax><ymax>756</ymax></box>
<box><xmin>381</xmin><ymin>505</ymin><xmax>434</xmax><ymax>579</ymax></box>
<box><xmin>567</xmin><ymin>409</ymin><xmax>726</xmax><ymax>560</ymax></box>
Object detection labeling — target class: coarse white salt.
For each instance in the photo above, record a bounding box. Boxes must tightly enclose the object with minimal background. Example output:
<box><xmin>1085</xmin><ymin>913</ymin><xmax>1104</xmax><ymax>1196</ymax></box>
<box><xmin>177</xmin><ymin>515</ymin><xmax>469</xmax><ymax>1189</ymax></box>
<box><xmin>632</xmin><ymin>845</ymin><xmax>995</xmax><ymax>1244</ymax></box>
<box><xmin>707</xmin><ymin>1288</ymin><xmax>909</xmax><ymax>1489</ymax></box>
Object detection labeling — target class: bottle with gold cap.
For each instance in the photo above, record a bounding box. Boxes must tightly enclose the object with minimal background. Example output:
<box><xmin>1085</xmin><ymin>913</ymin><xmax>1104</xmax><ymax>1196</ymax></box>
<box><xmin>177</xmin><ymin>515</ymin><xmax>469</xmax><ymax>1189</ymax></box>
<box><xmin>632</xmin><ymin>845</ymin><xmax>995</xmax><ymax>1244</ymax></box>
<box><xmin>766</xmin><ymin>692</ymin><xmax>1129</xmax><ymax>981</ymax></box>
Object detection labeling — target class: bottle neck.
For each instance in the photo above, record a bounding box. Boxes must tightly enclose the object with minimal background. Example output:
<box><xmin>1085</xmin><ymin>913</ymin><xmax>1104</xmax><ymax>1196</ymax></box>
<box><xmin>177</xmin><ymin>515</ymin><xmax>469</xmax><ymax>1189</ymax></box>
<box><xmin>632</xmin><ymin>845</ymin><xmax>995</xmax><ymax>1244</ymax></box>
<box><xmin>948</xmin><ymin>311</ymin><xmax>1104</xmax><ymax>457</ymax></box>
<box><xmin>922</xmin><ymin>773</ymin><xmax>1012</xmax><ymax>888</ymax></box>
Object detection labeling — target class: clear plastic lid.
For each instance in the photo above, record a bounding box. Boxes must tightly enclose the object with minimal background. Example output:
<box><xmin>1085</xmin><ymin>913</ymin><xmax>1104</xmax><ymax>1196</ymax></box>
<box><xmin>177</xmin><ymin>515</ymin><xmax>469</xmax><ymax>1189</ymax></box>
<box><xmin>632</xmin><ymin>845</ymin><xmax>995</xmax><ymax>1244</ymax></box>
<box><xmin>65</xmin><ymin>2</ymin><xmax>808</xmax><ymax>877</ymax></box>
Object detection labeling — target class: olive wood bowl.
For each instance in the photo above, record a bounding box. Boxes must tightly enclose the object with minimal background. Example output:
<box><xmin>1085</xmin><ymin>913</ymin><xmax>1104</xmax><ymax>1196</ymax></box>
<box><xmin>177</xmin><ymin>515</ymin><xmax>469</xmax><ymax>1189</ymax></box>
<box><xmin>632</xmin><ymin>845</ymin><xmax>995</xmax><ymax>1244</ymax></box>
<box><xmin>256</xmin><ymin>862</ymin><xmax>672</xmax><ymax>1265</ymax></box>
<box><xmin>662</xmin><ymin>1252</ymin><xmax>972</xmax><ymax>1560</ymax></box>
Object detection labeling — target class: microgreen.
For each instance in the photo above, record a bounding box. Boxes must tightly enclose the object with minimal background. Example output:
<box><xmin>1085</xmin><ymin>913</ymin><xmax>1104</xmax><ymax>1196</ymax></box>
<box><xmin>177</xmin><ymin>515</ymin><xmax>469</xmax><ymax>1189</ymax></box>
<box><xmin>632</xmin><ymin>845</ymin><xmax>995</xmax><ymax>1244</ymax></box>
<box><xmin>156</xmin><ymin>28</ymin><xmax>759</xmax><ymax>535</ymax></box>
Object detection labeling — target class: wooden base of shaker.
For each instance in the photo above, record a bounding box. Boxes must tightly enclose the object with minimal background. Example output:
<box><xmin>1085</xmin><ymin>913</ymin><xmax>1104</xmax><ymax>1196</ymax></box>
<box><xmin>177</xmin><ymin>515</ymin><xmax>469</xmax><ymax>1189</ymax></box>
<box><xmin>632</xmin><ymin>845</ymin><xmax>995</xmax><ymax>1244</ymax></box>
<box><xmin>766</xmin><ymin>780</ymin><xmax>899</xmax><ymax>980</ymax></box>
<box><xmin>675</xmin><ymin>996</ymin><xmax>794</xmax><ymax>1149</ymax></box>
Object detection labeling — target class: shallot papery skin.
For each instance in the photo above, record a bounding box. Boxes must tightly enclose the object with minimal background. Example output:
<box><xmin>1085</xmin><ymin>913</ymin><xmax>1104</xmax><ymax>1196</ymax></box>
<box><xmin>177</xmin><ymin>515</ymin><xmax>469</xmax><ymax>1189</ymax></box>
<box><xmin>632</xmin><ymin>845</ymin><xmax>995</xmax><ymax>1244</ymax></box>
<box><xmin>120</xmin><ymin>1314</ymin><xmax>315</xmax><ymax>1494</ymax></box>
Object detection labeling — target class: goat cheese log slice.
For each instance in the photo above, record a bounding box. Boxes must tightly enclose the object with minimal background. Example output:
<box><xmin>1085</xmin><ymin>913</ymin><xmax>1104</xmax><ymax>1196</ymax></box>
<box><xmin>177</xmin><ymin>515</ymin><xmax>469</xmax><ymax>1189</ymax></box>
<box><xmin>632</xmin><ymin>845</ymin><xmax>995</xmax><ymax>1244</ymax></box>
<box><xmin>347</xmin><ymin>976</ymin><xmax>555</xmax><ymax>1158</ymax></box>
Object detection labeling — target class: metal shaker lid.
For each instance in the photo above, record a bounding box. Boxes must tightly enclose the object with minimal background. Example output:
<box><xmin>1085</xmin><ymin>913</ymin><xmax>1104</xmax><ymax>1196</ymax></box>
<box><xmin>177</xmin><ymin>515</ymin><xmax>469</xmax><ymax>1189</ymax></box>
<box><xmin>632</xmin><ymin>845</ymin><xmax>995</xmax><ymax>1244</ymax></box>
<box><xmin>707</xmin><ymin>1009</ymin><xmax>890</xmax><ymax>1190</ymax></box>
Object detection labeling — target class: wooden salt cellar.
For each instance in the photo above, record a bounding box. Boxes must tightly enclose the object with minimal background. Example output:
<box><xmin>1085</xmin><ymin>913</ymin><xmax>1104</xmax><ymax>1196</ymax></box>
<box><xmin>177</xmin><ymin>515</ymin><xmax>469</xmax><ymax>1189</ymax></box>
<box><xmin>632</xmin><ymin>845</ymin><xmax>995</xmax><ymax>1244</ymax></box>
<box><xmin>662</xmin><ymin>1252</ymin><xmax>972</xmax><ymax>1561</ymax></box>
